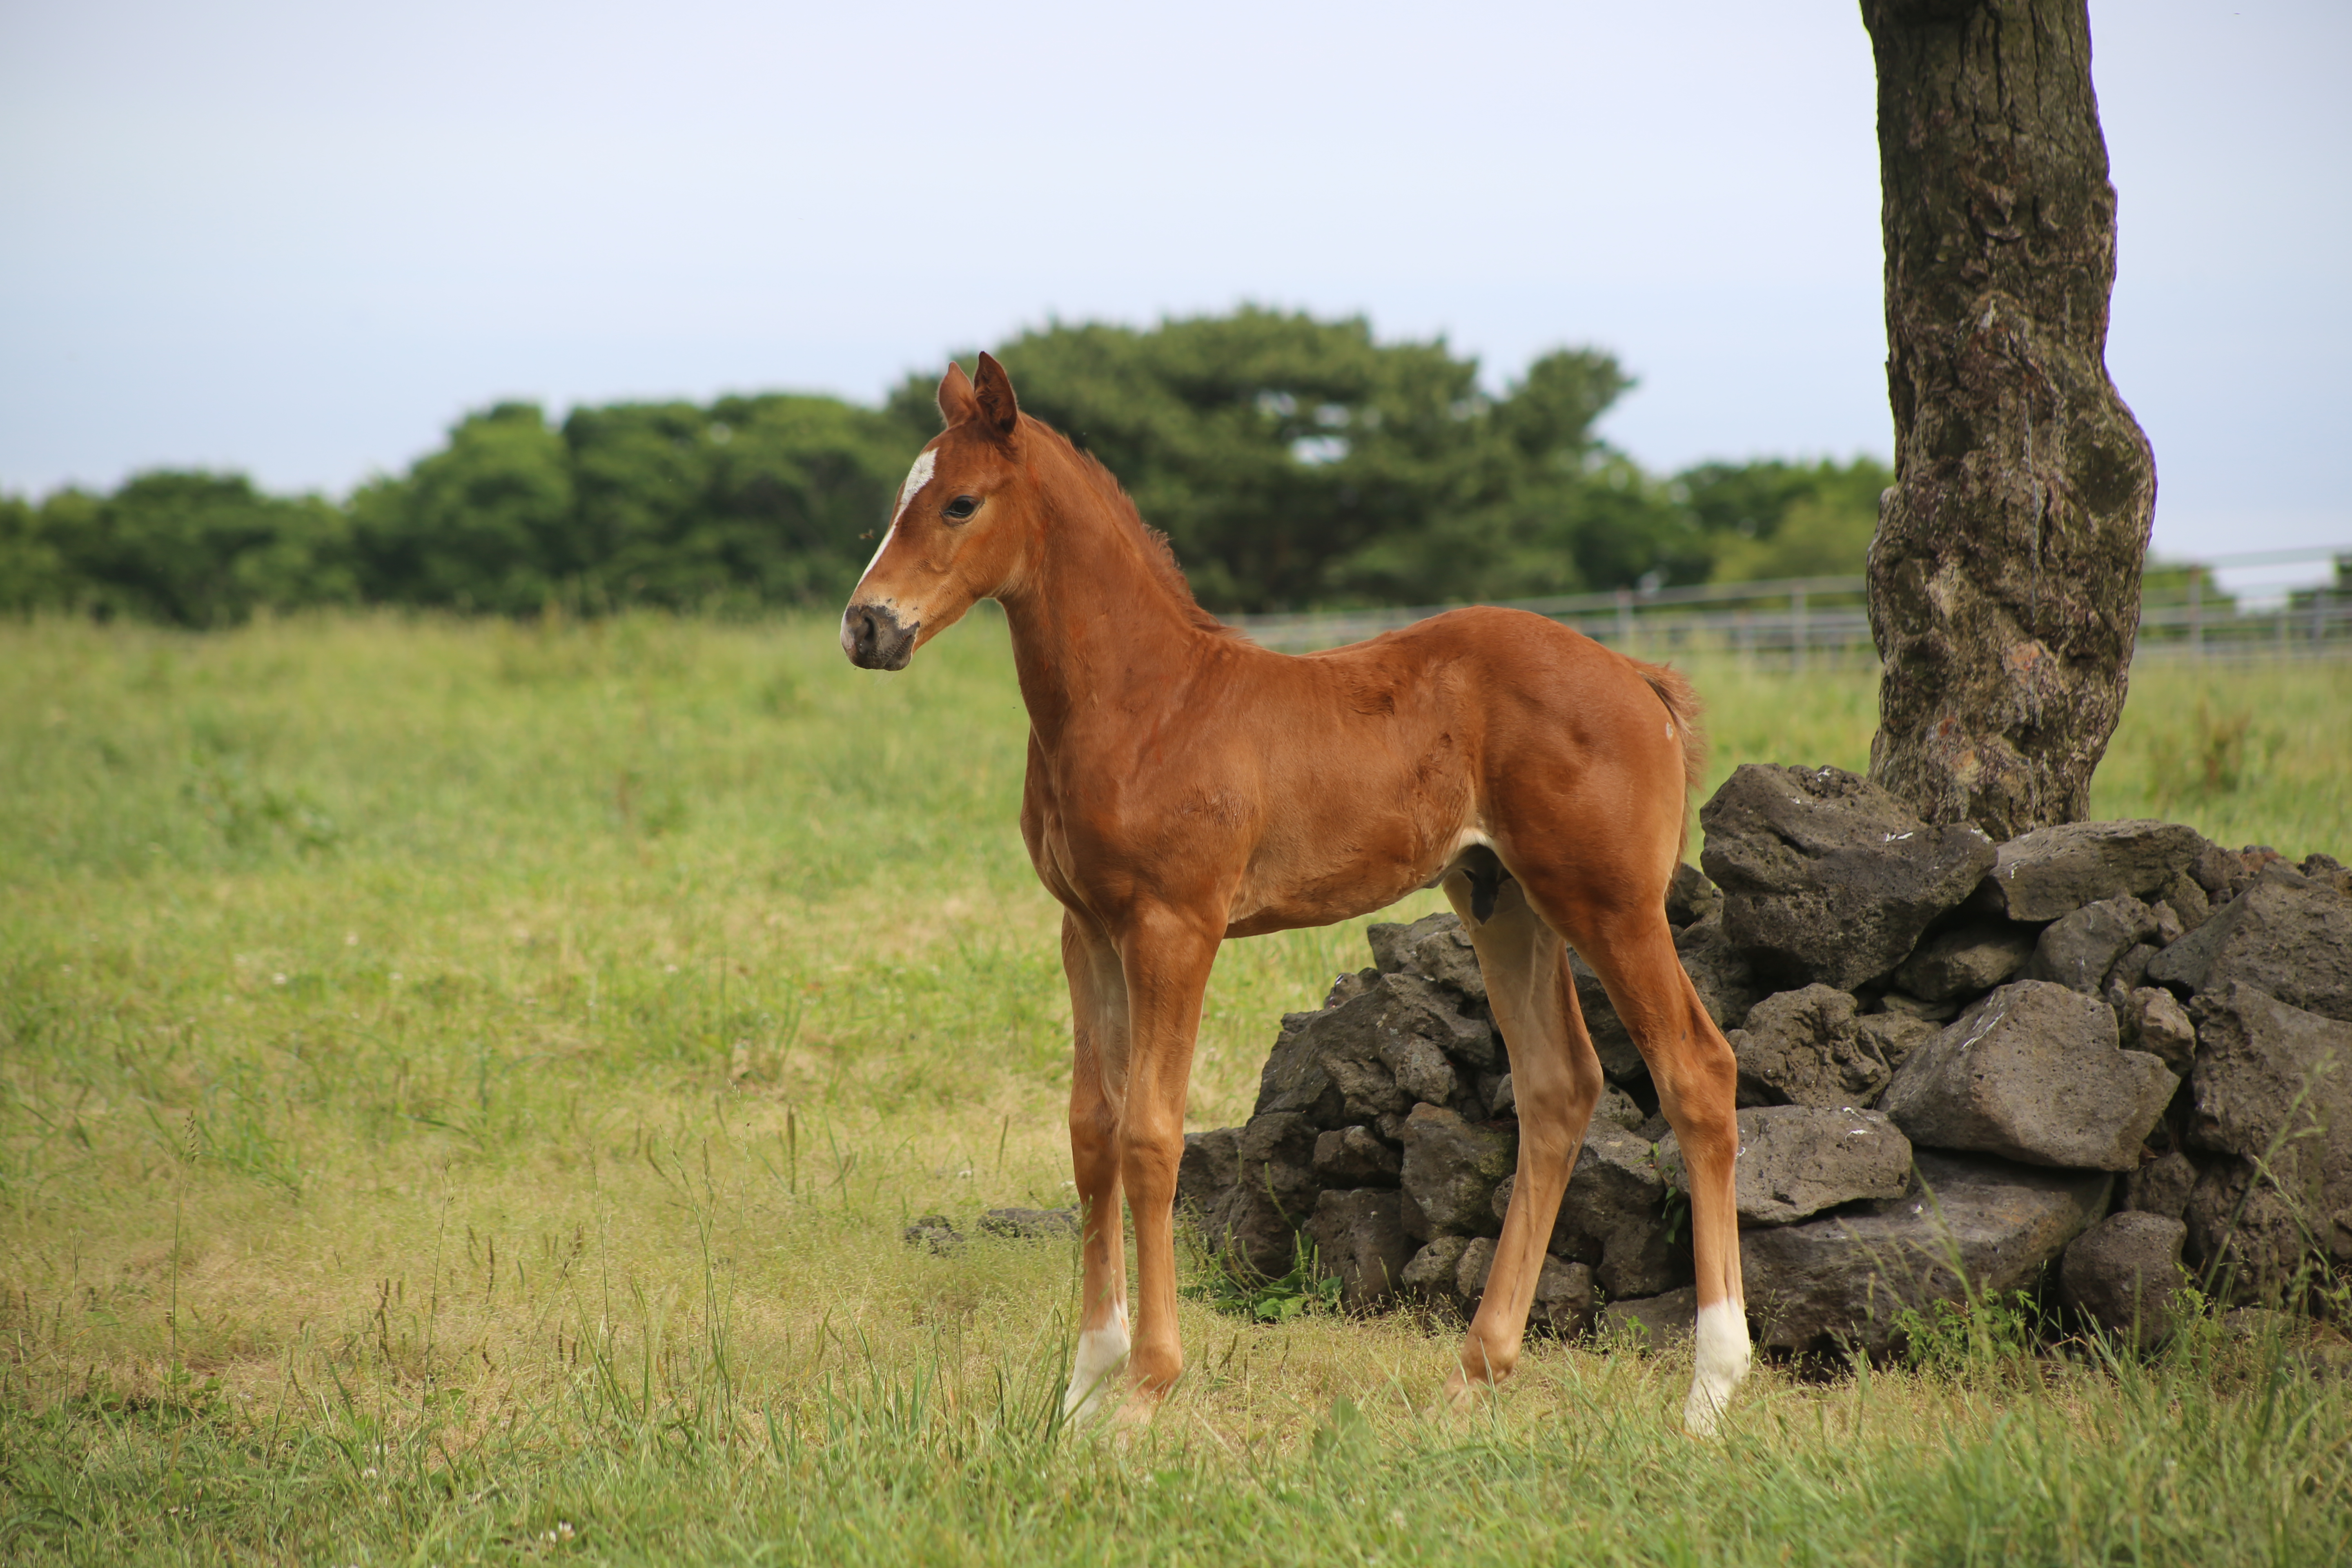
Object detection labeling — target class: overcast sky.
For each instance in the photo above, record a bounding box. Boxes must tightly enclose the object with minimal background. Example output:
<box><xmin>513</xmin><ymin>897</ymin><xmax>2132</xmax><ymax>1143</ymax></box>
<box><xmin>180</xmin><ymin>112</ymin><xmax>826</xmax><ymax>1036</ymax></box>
<box><xmin>3</xmin><ymin>1</ymin><xmax>2345</xmax><ymax>577</ymax></box>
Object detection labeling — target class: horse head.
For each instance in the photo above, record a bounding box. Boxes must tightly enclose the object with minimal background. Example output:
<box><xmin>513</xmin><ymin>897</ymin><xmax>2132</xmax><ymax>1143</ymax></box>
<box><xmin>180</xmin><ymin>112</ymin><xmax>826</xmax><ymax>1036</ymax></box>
<box><xmin>840</xmin><ymin>352</ymin><xmax>1037</xmax><ymax>670</ymax></box>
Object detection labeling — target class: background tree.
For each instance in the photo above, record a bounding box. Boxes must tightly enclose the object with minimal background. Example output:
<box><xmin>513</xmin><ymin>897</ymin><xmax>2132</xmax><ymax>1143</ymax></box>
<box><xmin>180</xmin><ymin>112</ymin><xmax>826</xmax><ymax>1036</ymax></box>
<box><xmin>18</xmin><ymin>472</ymin><xmax>350</xmax><ymax>627</ymax></box>
<box><xmin>890</xmin><ymin>309</ymin><xmax>1699</xmax><ymax>613</ymax></box>
<box><xmin>2</xmin><ymin>310</ymin><xmax>1902</xmax><ymax>623</ymax></box>
<box><xmin>1861</xmin><ymin>0</ymin><xmax>2157</xmax><ymax>839</ymax></box>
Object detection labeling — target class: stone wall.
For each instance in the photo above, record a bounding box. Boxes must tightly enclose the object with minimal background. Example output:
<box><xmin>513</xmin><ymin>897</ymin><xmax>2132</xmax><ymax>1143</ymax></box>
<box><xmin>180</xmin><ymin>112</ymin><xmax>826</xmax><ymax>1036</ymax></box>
<box><xmin>1176</xmin><ymin>763</ymin><xmax>2352</xmax><ymax>1356</ymax></box>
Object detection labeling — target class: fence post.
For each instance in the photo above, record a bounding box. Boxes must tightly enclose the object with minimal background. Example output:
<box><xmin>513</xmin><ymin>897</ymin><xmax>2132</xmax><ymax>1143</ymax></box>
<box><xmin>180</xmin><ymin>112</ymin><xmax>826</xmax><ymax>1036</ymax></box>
<box><xmin>2313</xmin><ymin>588</ymin><xmax>2328</xmax><ymax>653</ymax></box>
<box><xmin>2188</xmin><ymin>571</ymin><xmax>2203</xmax><ymax>659</ymax></box>
<box><xmin>1616</xmin><ymin>587</ymin><xmax>1634</xmax><ymax>651</ymax></box>
<box><xmin>1792</xmin><ymin>587</ymin><xmax>1809</xmax><ymax>674</ymax></box>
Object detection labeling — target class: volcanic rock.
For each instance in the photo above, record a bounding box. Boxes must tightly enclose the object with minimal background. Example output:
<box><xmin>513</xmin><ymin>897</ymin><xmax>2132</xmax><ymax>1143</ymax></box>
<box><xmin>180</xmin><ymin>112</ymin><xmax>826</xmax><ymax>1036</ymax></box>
<box><xmin>1981</xmin><ymin>820</ymin><xmax>2208</xmax><ymax>922</ymax></box>
<box><xmin>1400</xmin><ymin>1236</ymin><xmax>1472</xmax><ymax>1303</ymax></box>
<box><xmin>1741</xmin><ymin>1152</ymin><xmax>2111</xmax><ymax>1354</ymax></box>
<box><xmin>1698</xmin><ymin>763</ymin><xmax>1997</xmax><ymax>989</ymax></box>
<box><xmin>1731</xmin><ymin>986</ymin><xmax>1900</xmax><ymax>1108</ymax></box>
<box><xmin>1253</xmin><ymin>971</ymin><xmax>1491</xmax><ymax>1127</ymax></box>
<box><xmin>1530</xmin><ymin>1254</ymin><xmax>1599</xmax><ymax>1334</ymax></box>
<box><xmin>2183</xmin><ymin>1160</ymin><xmax>2320</xmax><ymax>1304</ymax></box>
<box><xmin>1878</xmin><ymin>981</ymin><xmax>2177</xmax><ymax>1171</ymax></box>
<box><xmin>2123</xmin><ymin>1149</ymin><xmax>2199</xmax><ymax>1221</ymax></box>
<box><xmin>1854</xmin><ymin>1011</ymin><xmax>1940</xmax><ymax>1072</ymax></box>
<box><xmin>1305</xmin><ymin>1188</ymin><xmax>1417</xmax><ymax>1312</ymax></box>
<box><xmin>1894</xmin><ymin>921</ymin><xmax>2038</xmax><ymax>1002</ymax></box>
<box><xmin>1368</xmin><ymin>912</ymin><xmax>1488</xmax><ymax>1005</ymax></box>
<box><xmin>1398</xmin><ymin>1105</ymin><xmax>1515</xmax><ymax>1239</ymax></box>
<box><xmin>2147</xmin><ymin>864</ymin><xmax>2352</xmax><ymax>1024</ymax></box>
<box><xmin>2059</xmin><ymin>1212</ymin><xmax>2190</xmax><ymax>1350</ymax></box>
<box><xmin>1675</xmin><ymin>914</ymin><xmax>1765</xmax><ymax>1034</ymax></box>
<box><xmin>1599</xmin><ymin>1285</ymin><xmax>1699</xmax><ymax>1348</ymax></box>
<box><xmin>2120</xmin><ymin>986</ymin><xmax>2198</xmax><ymax>1075</ymax></box>
<box><xmin>1666</xmin><ymin>862</ymin><xmax>1723</xmax><ymax>928</ymax></box>
<box><xmin>2178</xmin><ymin>982</ymin><xmax>2352</xmax><ymax>1298</ymax></box>
<box><xmin>1313</xmin><ymin>1125</ymin><xmax>1402</xmax><ymax>1188</ymax></box>
<box><xmin>2023</xmin><ymin>895</ymin><xmax>2158</xmax><ymax>994</ymax></box>
<box><xmin>1657</xmin><ymin>1105</ymin><xmax>1913</xmax><ymax>1227</ymax></box>
<box><xmin>1494</xmin><ymin>1124</ymin><xmax>1683</xmax><ymax>1298</ymax></box>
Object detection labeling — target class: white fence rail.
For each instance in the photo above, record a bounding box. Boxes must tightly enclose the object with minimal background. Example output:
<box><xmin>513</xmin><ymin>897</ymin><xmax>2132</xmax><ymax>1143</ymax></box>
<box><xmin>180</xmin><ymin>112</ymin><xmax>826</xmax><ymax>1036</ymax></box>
<box><xmin>1226</xmin><ymin>546</ymin><xmax>2352</xmax><ymax>668</ymax></box>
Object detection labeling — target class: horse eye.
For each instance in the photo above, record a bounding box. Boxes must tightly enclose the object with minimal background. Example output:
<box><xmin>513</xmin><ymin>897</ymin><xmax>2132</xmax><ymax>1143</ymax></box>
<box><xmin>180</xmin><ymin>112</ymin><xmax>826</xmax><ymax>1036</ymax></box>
<box><xmin>942</xmin><ymin>494</ymin><xmax>981</xmax><ymax>522</ymax></box>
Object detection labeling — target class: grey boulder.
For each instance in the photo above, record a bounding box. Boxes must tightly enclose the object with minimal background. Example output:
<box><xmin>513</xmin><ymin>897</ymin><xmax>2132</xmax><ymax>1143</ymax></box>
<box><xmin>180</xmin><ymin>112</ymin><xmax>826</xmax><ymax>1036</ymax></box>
<box><xmin>2147</xmin><ymin>863</ymin><xmax>2352</xmax><ymax>1024</ymax></box>
<box><xmin>1895</xmin><ymin>921</ymin><xmax>2038</xmax><ymax>1002</ymax></box>
<box><xmin>1599</xmin><ymin>1285</ymin><xmax>1700</xmax><ymax>1349</ymax></box>
<box><xmin>2059</xmin><ymin>1212</ymin><xmax>2190</xmax><ymax>1350</ymax></box>
<box><xmin>1666</xmin><ymin>862</ymin><xmax>1724</xmax><ymax>928</ymax></box>
<box><xmin>1313</xmin><ymin>1125</ymin><xmax>1402</xmax><ymax>1187</ymax></box>
<box><xmin>1253</xmin><ymin>971</ymin><xmax>1489</xmax><ymax>1127</ymax></box>
<box><xmin>1493</xmin><ymin>1124</ymin><xmax>1683</xmax><ymax>1298</ymax></box>
<box><xmin>2022</xmin><ymin>895</ymin><xmax>2158</xmax><ymax>994</ymax></box>
<box><xmin>2179</xmin><ymin>982</ymin><xmax>2352</xmax><ymax>1297</ymax></box>
<box><xmin>1698</xmin><ymin>763</ymin><xmax>1997</xmax><ymax>990</ymax></box>
<box><xmin>1675</xmin><ymin>914</ymin><xmax>1766</xmax><ymax>1035</ymax></box>
<box><xmin>1981</xmin><ymin>820</ymin><xmax>2208</xmax><ymax>922</ymax></box>
<box><xmin>2122</xmin><ymin>1150</ymin><xmax>2199</xmax><ymax>1221</ymax></box>
<box><xmin>1368</xmin><ymin>912</ymin><xmax>1489</xmax><ymax>1005</ymax></box>
<box><xmin>1398</xmin><ymin>1105</ymin><xmax>1515</xmax><ymax>1238</ymax></box>
<box><xmin>2120</xmin><ymin>986</ymin><xmax>2198</xmax><ymax>1075</ymax></box>
<box><xmin>1305</xmin><ymin>1188</ymin><xmax>1417</xmax><ymax>1312</ymax></box>
<box><xmin>1732</xmin><ymin>985</ymin><xmax>1899</xmax><ymax>1108</ymax></box>
<box><xmin>1187</xmin><ymin>1113</ymin><xmax>1321</xmax><ymax>1278</ymax></box>
<box><xmin>1742</xmin><ymin>1151</ymin><xmax>2111</xmax><ymax>1354</ymax></box>
<box><xmin>1399</xmin><ymin>1236</ymin><xmax>1472</xmax><ymax>1303</ymax></box>
<box><xmin>1878</xmin><ymin>980</ymin><xmax>2178</xmax><ymax>1171</ymax></box>
<box><xmin>1657</xmin><ymin>1105</ymin><xmax>1913</xmax><ymax>1227</ymax></box>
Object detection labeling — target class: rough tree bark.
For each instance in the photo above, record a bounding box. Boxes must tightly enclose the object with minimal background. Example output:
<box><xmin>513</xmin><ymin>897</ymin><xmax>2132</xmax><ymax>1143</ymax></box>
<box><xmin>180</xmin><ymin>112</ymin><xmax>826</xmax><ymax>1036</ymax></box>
<box><xmin>1860</xmin><ymin>0</ymin><xmax>2156</xmax><ymax>840</ymax></box>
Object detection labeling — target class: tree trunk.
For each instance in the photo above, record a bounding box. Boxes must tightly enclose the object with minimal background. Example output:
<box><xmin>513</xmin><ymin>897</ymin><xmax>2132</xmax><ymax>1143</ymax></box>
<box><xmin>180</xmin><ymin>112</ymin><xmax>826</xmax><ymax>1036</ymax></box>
<box><xmin>1860</xmin><ymin>0</ymin><xmax>2156</xmax><ymax>841</ymax></box>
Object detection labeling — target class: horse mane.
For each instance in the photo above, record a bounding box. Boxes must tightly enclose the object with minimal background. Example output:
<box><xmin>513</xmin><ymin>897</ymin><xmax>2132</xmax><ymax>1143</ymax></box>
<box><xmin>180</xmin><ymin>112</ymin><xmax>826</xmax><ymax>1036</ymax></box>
<box><xmin>1021</xmin><ymin>417</ymin><xmax>1239</xmax><ymax>638</ymax></box>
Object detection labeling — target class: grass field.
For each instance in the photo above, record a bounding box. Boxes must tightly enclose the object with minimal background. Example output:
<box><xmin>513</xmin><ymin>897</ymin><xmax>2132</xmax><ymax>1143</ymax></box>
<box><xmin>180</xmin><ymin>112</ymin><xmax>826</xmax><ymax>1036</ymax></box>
<box><xmin>2</xmin><ymin>611</ymin><xmax>2349</xmax><ymax>1566</ymax></box>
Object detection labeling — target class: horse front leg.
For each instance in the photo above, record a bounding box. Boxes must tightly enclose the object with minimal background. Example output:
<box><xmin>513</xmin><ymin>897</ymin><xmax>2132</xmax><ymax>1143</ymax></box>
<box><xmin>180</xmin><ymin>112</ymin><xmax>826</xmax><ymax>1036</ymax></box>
<box><xmin>1109</xmin><ymin>905</ymin><xmax>1221</xmax><ymax>1421</ymax></box>
<box><xmin>1060</xmin><ymin>909</ymin><xmax>1131</xmax><ymax>1425</ymax></box>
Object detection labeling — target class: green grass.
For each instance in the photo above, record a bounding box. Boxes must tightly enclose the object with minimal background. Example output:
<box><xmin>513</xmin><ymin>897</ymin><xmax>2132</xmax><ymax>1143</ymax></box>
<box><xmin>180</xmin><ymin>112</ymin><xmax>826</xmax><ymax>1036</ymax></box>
<box><xmin>2</xmin><ymin>611</ymin><xmax>2349</xmax><ymax>1566</ymax></box>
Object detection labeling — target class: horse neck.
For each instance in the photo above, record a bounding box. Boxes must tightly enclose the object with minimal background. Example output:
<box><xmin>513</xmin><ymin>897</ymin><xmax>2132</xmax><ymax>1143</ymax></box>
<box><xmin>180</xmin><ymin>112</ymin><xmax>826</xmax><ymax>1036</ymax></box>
<box><xmin>996</xmin><ymin>461</ymin><xmax>1212</xmax><ymax>747</ymax></box>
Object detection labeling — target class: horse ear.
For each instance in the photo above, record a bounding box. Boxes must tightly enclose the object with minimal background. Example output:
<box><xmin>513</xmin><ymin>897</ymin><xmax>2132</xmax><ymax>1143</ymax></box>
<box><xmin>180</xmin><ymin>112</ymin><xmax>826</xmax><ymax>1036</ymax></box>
<box><xmin>936</xmin><ymin>361</ymin><xmax>977</xmax><ymax>427</ymax></box>
<box><xmin>972</xmin><ymin>352</ymin><xmax>1021</xmax><ymax>443</ymax></box>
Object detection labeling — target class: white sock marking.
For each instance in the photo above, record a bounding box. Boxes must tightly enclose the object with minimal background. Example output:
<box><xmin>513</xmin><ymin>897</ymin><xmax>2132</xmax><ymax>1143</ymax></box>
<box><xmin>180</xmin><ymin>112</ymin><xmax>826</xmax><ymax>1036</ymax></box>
<box><xmin>1062</xmin><ymin>1302</ymin><xmax>1130</xmax><ymax>1426</ymax></box>
<box><xmin>1682</xmin><ymin>1298</ymin><xmax>1749</xmax><ymax>1437</ymax></box>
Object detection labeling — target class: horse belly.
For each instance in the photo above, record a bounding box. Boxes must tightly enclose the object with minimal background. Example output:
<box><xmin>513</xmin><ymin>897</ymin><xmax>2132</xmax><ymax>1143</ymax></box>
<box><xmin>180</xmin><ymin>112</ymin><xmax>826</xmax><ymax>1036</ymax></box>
<box><xmin>1222</xmin><ymin>746</ymin><xmax>1466</xmax><ymax>937</ymax></box>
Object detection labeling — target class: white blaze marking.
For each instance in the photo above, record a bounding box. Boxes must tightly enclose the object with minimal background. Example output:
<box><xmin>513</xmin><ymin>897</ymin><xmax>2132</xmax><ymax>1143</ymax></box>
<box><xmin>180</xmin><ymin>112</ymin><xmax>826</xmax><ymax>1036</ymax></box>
<box><xmin>1682</xmin><ymin>1298</ymin><xmax>1750</xmax><ymax>1437</ymax></box>
<box><xmin>1062</xmin><ymin>1302</ymin><xmax>1130</xmax><ymax>1426</ymax></box>
<box><xmin>860</xmin><ymin>448</ymin><xmax>938</xmax><ymax>577</ymax></box>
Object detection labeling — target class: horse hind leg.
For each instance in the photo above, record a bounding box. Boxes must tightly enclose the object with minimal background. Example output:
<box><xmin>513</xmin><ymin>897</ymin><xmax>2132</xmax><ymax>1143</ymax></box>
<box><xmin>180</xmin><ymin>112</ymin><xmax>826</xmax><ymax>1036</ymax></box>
<box><xmin>1574</xmin><ymin>909</ymin><xmax>1748</xmax><ymax>1434</ymax></box>
<box><xmin>1438</xmin><ymin>868</ymin><xmax>1605</xmax><ymax>1401</ymax></box>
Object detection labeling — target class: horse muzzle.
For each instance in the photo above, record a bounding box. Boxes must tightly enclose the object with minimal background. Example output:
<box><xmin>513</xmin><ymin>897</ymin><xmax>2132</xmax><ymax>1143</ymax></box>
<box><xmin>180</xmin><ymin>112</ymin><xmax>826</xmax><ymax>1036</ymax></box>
<box><xmin>840</xmin><ymin>601</ymin><xmax>918</xmax><ymax>670</ymax></box>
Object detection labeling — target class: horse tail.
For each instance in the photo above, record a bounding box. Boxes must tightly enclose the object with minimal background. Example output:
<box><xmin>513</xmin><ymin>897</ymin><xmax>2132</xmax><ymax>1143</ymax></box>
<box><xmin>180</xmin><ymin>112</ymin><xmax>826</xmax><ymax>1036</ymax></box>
<box><xmin>1635</xmin><ymin>659</ymin><xmax>1706</xmax><ymax>864</ymax></box>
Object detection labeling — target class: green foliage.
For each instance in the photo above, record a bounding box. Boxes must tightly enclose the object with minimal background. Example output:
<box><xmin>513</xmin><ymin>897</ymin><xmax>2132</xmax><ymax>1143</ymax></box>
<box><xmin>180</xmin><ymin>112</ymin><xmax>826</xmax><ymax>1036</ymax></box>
<box><xmin>889</xmin><ymin>309</ymin><xmax>1701</xmax><ymax>612</ymax></box>
<box><xmin>1683</xmin><ymin>456</ymin><xmax>1893</xmax><ymax>582</ymax></box>
<box><xmin>2</xmin><ymin>310</ymin><xmax>1903</xmax><ymax>624</ymax></box>
<box><xmin>1185</xmin><ymin>1235</ymin><xmax>1343</xmax><ymax>1323</ymax></box>
<box><xmin>1893</xmin><ymin>1288</ymin><xmax>2052</xmax><ymax>1376</ymax></box>
<box><xmin>11</xmin><ymin>471</ymin><xmax>353</xmax><ymax>627</ymax></box>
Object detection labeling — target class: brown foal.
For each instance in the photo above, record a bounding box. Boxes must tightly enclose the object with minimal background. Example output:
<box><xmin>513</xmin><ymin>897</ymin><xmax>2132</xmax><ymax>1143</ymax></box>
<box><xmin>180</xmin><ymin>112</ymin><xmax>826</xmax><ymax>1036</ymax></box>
<box><xmin>842</xmin><ymin>355</ymin><xmax>1748</xmax><ymax>1434</ymax></box>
